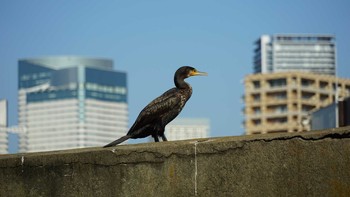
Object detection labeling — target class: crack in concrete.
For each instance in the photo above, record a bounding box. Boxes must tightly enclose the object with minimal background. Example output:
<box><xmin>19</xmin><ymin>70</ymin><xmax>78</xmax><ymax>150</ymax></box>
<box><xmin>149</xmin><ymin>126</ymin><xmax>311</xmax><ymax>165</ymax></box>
<box><xmin>0</xmin><ymin>159</ymin><xmax>166</xmax><ymax>170</ymax></box>
<box><xmin>194</xmin><ymin>141</ymin><xmax>198</xmax><ymax>196</ymax></box>
<box><xmin>249</xmin><ymin>131</ymin><xmax>350</xmax><ymax>143</ymax></box>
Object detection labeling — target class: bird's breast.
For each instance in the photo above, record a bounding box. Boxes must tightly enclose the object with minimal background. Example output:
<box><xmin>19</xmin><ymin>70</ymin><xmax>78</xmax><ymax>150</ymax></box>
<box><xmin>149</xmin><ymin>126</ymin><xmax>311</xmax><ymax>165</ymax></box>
<box><xmin>179</xmin><ymin>88</ymin><xmax>192</xmax><ymax>106</ymax></box>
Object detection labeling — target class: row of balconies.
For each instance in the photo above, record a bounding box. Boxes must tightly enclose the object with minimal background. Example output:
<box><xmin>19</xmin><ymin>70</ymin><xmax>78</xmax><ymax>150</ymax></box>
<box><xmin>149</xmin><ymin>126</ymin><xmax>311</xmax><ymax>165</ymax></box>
<box><xmin>247</xmin><ymin>94</ymin><xmax>333</xmax><ymax>108</ymax></box>
<box><xmin>246</xmin><ymin>110</ymin><xmax>309</xmax><ymax>120</ymax></box>
<box><xmin>245</xmin><ymin>115</ymin><xmax>309</xmax><ymax>134</ymax></box>
<box><xmin>246</xmin><ymin>84</ymin><xmax>350</xmax><ymax>95</ymax></box>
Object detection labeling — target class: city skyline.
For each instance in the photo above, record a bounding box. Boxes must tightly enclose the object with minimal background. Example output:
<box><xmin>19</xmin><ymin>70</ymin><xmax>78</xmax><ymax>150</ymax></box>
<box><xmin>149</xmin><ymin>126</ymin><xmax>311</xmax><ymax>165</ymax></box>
<box><xmin>1</xmin><ymin>1</ymin><xmax>350</xmax><ymax>152</ymax></box>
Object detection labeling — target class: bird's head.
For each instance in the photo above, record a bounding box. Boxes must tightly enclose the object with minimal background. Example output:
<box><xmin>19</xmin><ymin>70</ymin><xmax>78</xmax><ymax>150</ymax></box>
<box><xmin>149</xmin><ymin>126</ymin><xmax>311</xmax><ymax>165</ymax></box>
<box><xmin>176</xmin><ymin>66</ymin><xmax>208</xmax><ymax>79</ymax></box>
<box><xmin>174</xmin><ymin>66</ymin><xmax>207</xmax><ymax>89</ymax></box>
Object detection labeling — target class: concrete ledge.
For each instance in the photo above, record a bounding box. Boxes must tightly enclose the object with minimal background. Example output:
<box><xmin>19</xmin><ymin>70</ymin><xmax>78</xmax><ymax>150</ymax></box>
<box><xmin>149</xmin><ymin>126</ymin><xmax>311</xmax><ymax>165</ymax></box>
<box><xmin>1</xmin><ymin>126</ymin><xmax>350</xmax><ymax>196</ymax></box>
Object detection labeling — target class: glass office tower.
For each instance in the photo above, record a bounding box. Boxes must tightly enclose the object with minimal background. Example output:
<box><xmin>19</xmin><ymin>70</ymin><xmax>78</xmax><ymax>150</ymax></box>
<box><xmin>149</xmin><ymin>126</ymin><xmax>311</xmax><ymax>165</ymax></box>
<box><xmin>18</xmin><ymin>56</ymin><xmax>128</xmax><ymax>152</ymax></box>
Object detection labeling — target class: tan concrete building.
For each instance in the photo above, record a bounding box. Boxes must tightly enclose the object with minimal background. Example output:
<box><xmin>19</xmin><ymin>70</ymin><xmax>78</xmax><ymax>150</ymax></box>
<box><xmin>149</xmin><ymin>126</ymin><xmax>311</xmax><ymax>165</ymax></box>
<box><xmin>244</xmin><ymin>72</ymin><xmax>350</xmax><ymax>135</ymax></box>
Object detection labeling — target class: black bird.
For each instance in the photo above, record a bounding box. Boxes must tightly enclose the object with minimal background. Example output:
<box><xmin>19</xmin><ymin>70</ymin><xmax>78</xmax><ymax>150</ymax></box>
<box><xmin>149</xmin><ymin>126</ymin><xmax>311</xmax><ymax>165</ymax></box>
<box><xmin>104</xmin><ymin>66</ymin><xmax>207</xmax><ymax>147</ymax></box>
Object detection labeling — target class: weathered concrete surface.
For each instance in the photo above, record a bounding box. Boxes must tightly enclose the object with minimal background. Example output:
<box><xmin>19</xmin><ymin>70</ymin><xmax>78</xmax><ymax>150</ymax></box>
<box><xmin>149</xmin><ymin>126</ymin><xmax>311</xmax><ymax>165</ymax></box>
<box><xmin>1</xmin><ymin>126</ymin><xmax>350</xmax><ymax>197</ymax></box>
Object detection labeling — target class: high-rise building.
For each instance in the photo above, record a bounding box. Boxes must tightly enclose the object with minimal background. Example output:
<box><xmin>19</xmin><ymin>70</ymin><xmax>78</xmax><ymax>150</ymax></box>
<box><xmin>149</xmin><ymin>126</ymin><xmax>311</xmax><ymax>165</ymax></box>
<box><xmin>244</xmin><ymin>72</ymin><xmax>350</xmax><ymax>135</ymax></box>
<box><xmin>18</xmin><ymin>56</ymin><xmax>128</xmax><ymax>152</ymax></box>
<box><xmin>254</xmin><ymin>34</ymin><xmax>336</xmax><ymax>75</ymax></box>
<box><xmin>165</xmin><ymin>118</ymin><xmax>210</xmax><ymax>141</ymax></box>
<box><xmin>0</xmin><ymin>99</ymin><xmax>8</xmax><ymax>154</ymax></box>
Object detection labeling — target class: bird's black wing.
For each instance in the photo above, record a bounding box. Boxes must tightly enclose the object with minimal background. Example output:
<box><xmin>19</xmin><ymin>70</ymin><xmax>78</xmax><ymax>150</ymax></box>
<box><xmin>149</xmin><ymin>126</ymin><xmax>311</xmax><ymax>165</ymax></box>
<box><xmin>127</xmin><ymin>88</ymin><xmax>182</xmax><ymax>135</ymax></box>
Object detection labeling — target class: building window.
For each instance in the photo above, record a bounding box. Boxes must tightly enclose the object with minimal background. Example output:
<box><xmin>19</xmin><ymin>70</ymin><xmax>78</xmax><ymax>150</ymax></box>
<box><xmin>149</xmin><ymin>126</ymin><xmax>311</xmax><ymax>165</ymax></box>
<box><xmin>267</xmin><ymin>105</ymin><xmax>287</xmax><ymax>114</ymax></box>
<box><xmin>275</xmin><ymin>105</ymin><xmax>287</xmax><ymax>113</ymax></box>
<box><xmin>252</xmin><ymin>94</ymin><xmax>261</xmax><ymax>102</ymax></box>
<box><xmin>268</xmin><ymin>78</ymin><xmax>286</xmax><ymax>88</ymax></box>
<box><xmin>267</xmin><ymin>92</ymin><xmax>287</xmax><ymax>100</ymax></box>
<box><xmin>267</xmin><ymin>117</ymin><xmax>287</xmax><ymax>124</ymax></box>
<box><xmin>301</xmin><ymin>92</ymin><xmax>314</xmax><ymax>100</ymax></box>
<box><xmin>320</xmin><ymin>94</ymin><xmax>328</xmax><ymax>101</ymax></box>
<box><xmin>253</xmin><ymin>107</ymin><xmax>261</xmax><ymax>115</ymax></box>
<box><xmin>252</xmin><ymin>119</ymin><xmax>261</xmax><ymax>125</ymax></box>
<box><xmin>320</xmin><ymin>81</ymin><xmax>328</xmax><ymax>89</ymax></box>
<box><xmin>301</xmin><ymin>79</ymin><xmax>314</xmax><ymax>87</ymax></box>
<box><xmin>253</xmin><ymin>81</ymin><xmax>260</xmax><ymax>89</ymax></box>
<box><xmin>302</xmin><ymin>105</ymin><xmax>314</xmax><ymax>112</ymax></box>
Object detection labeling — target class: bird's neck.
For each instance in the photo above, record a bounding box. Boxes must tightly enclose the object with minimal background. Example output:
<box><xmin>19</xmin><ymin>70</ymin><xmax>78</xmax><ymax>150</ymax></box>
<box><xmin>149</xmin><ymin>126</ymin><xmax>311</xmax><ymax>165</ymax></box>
<box><xmin>174</xmin><ymin>76</ymin><xmax>190</xmax><ymax>89</ymax></box>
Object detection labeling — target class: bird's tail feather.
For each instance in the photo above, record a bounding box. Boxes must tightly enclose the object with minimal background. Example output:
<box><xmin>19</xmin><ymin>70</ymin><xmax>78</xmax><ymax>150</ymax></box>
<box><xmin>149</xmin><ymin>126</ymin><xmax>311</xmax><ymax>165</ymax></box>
<box><xmin>103</xmin><ymin>135</ymin><xmax>131</xmax><ymax>147</ymax></box>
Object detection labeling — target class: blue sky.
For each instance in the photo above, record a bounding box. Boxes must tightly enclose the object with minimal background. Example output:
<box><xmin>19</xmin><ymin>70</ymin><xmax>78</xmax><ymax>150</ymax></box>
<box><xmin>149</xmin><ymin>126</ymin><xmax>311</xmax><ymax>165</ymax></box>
<box><xmin>1</xmin><ymin>1</ymin><xmax>350</xmax><ymax>153</ymax></box>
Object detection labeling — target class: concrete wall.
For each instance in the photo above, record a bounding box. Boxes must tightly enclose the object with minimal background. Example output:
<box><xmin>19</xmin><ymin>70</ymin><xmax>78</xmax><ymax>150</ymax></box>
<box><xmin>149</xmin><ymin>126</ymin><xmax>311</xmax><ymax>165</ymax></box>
<box><xmin>1</xmin><ymin>126</ymin><xmax>350</xmax><ymax>196</ymax></box>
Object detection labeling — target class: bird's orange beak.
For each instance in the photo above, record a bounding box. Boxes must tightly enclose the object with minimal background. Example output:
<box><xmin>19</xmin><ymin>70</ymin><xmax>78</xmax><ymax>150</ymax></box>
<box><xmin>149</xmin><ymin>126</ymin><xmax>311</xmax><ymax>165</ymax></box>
<box><xmin>190</xmin><ymin>70</ymin><xmax>208</xmax><ymax>76</ymax></box>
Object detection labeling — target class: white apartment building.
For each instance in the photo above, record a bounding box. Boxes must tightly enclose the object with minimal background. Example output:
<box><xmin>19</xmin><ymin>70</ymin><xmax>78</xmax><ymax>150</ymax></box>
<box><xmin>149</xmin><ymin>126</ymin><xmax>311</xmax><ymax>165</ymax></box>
<box><xmin>254</xmin><ymin>34</ymin><xmax>335</xmax><ymax>75</ymax></box>
<box><xmin>165</xmin><ymin>118</ymin><xmax>210</xmax><ymax>141</ymax></box>
<box><xmin>0</xmin><ymin>99</ymin><xmax>8</xmax><ymax>154</ymax></box>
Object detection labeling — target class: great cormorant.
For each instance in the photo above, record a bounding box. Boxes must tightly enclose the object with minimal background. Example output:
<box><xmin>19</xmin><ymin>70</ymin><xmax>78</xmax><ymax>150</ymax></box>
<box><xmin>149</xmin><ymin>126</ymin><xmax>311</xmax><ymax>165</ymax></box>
<box><xmin>103</xmin><ymin>66</ymin><xmax>207</xmax><ymax>147</ymax></box>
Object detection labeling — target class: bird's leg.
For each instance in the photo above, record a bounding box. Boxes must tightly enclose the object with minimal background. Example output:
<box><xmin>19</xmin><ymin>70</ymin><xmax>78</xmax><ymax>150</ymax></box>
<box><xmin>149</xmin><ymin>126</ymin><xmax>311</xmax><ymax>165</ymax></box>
<box><xmin>161</xmin><ymin>134</ymin><xmax>168</xmax><ymax>141</ymax></box>
<box><xmin>153</xmin><ymin>135</ymin><xmax>159</xmax><ymax>142</ymax></box>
